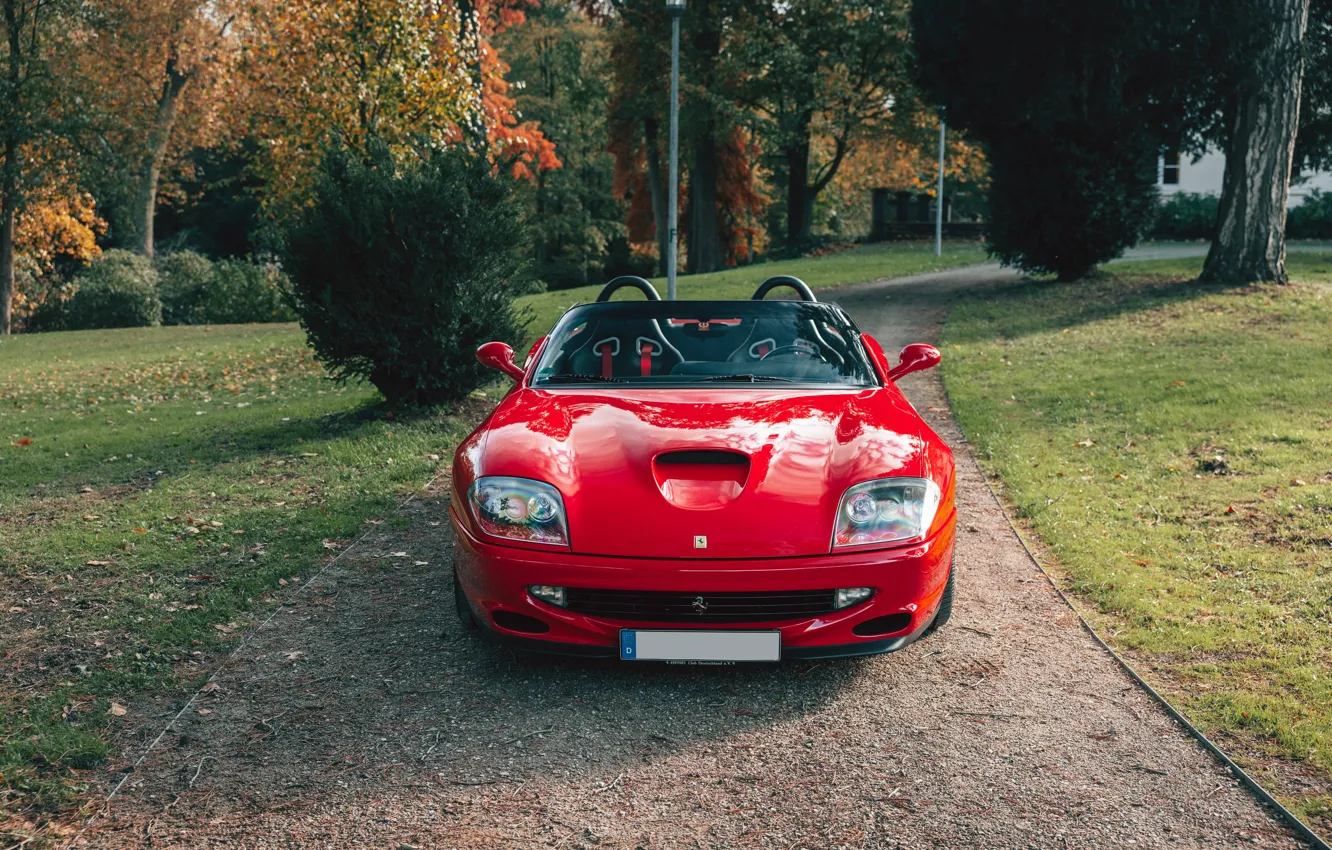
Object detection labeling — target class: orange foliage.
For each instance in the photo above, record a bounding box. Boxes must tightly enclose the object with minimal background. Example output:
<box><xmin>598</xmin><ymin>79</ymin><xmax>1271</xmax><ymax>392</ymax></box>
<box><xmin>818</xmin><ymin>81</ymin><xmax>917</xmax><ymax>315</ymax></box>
<box><xmin>15</xmin><ymin>189</ymin><xmax>105</xmax><ymax>274</ymax></box>
<box><xmin>833</xmin><ymin>109</ymin><xmax>988</xmax><ymax>197</ymax></box>
<box><xmin>715</xmin><ymin>128</ymin><xmax>769</xmax><ymax>265</ymax></box>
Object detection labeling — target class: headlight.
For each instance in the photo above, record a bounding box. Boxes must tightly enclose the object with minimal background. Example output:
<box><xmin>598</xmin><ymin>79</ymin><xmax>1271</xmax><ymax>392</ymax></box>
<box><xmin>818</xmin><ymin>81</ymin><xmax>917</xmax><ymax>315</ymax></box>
<box><xmin>832</xmin><ymin>477</ymin><xmax>941</xmax><ymax>549</ymax></box>
<box><xmin>467</xmin><ymin>477</ymin><xmax>569</xmax><ymax>547</ymax></box>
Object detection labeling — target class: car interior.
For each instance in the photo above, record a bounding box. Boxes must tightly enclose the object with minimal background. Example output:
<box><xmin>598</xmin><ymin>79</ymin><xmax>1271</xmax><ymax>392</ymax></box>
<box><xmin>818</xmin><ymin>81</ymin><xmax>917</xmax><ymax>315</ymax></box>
<box><xmin>531</xmin><ymin>276</ymin><xmax>877</xmax><ymax>386</ymax></box>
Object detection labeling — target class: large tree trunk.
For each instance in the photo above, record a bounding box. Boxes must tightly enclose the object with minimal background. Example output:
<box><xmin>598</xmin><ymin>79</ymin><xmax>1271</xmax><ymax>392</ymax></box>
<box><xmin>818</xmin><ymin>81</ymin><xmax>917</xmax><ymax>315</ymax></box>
<box><xmin>643</xmin><ymin>118</ymin><xmax>669</xmax><ymax>276</ymax></box>
<box><xmin>686</xmin><ymin>131</ymin><xmax>723</xmax><ymax>273</ymax></box>
<box><xmin>131</xmin><ymin>57</ymin><xmax>192</xmax><ymax>258</ymax></box>
<box><xmin>786</xmin><ymin>138</ymin><xmax>814</xmax><ymax>249</ymax></box>
<box><xmin>1201</xmin><ymin>0</ymin><xmax>1311</xmax><ymax>284</ymax></box>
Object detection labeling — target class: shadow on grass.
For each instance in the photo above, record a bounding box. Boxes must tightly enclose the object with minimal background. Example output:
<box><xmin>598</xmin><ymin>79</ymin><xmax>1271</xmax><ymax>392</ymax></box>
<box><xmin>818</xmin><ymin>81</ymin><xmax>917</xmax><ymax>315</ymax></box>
<box><xmin>950</xmin><ymin>273</ymin><xmax>1237</xmax><ymax>345</ymax></box>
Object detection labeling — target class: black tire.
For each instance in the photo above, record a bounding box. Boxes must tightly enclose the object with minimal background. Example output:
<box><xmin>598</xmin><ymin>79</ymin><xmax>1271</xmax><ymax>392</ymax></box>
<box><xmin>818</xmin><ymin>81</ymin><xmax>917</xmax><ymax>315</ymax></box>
<box><xmin>924</xmin><ymin>560</ymin><xmax>956</xmax><ymax>636</ymax></box>
<box><xmin>454</xmin><ymin>566</ymin><xmax>479</xmax><ymax>631</ymax></box>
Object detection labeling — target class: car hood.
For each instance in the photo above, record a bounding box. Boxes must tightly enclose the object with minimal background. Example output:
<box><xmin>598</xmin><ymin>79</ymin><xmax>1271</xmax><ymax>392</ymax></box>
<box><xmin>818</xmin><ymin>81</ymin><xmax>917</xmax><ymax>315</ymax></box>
<box><xmin>465</xmin><ymin>387</ymin><xmax>928</xmax><ymax>559</ymax></box>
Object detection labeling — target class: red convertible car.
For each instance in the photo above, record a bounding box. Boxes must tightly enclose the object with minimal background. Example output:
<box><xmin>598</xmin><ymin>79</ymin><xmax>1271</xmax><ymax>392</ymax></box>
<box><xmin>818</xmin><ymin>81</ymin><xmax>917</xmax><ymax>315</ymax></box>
<box><xmin>450</xmin><ymin>276</ymin><xmax>956</xmax><ymax>662</ymax></box>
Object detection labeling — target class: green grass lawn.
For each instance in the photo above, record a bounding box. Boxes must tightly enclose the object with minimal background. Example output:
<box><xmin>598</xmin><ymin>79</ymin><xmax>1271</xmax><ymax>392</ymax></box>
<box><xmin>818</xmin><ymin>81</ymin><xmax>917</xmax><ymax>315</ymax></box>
<box><xmin>517</xmin><ymin>240</ymin><xmax>987</xmax><ymax>340</ymax></box>
<box><xmin>941</xmin><ymin>254</ymin><xmax>1332</xmax><ymax>829</ymax></box>
<box><xmin>0</xmin><ymin>324</ymin><xmax>482</xmax><ymax>839</ymax></box>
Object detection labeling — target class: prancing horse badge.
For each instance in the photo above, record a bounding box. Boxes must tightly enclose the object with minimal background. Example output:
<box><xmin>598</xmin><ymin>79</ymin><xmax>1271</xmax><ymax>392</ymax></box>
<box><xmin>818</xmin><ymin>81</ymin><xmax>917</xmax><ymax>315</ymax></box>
<box><xmin>694</xmin><ymin>535</ymin><xmax>707</xmax><ymax>549</ymax></box>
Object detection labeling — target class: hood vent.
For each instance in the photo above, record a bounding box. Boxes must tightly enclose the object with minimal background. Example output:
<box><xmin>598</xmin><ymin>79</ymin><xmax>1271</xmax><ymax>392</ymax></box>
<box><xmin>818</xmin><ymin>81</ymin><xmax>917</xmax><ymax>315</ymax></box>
<box><xmin>652</xmin><ymin>449</ymin><xmax>750</xmax><ymax>509</ymax></box>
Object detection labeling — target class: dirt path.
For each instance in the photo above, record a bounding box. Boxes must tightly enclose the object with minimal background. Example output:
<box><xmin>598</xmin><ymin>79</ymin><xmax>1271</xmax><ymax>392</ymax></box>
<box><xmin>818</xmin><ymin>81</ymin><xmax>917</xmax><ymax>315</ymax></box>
<box><xmin>75</xmin><ymin>266</ymin><xmax>1307</xmax><ymax>849</ymax></box>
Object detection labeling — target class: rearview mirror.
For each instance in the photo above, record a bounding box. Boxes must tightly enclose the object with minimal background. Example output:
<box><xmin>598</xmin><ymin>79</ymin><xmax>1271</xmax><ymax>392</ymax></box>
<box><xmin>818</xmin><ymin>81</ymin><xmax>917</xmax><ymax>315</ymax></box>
<box><xmin>476</xmin><ymin>341</ymin><xmax>525</xmax><ymax>381</ymax></box>
<box><xmin>887</xmin><ymin>343</ymin><xmax>941</xmax><ymax>382</ymax></box>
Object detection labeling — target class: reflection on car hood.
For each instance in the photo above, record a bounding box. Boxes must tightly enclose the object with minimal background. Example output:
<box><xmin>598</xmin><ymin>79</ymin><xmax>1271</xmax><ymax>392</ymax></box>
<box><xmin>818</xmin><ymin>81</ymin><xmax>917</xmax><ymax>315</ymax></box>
<box><xmin>463</xmin><ymin>388</ymin><xmax>930</xmax><ymax>559</ymax></box>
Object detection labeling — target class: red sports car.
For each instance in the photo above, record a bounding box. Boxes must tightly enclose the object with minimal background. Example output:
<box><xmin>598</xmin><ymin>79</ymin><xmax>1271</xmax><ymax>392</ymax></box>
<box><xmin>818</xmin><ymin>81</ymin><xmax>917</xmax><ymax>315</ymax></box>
<box><xmin>450</xmin><ymin>275</ymin><xmax>956</xmax><ymax>662</ymax></box>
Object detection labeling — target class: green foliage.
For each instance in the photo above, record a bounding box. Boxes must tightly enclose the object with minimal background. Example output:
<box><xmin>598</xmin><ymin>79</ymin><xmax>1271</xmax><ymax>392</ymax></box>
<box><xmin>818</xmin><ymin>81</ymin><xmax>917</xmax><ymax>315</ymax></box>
<box><xmin>1150</xmin><ymin>192</ymin><xmax>1218</xmax><ymax>240</ymax></box>
<box><xmin>206</xmin><ymin>259</ymin><xmax>298</xmax><ymax>324</ymax></box>
<box><xmin>1285</xmin><ymin>189</ymin><xmax>1332</xmax><ymax>239</ymax></box>
<box><xmin>912</xmin><ymin>0</ymin><xmax>1198</xmax><ymax>280</ymax></box>
<box><xmin>284</xmin><ymin>141</ymin><xmax>528</xmax><ymax>405</ymax></box>
<box><xmin>158</xmin><ymin>252</ymin><xmax>297</xmax><ymax>326</ymax></box>
<box><xmin>63</xmin><ymin>249</ymin><xmax>162</xmax><ymax>330</ymax></box>
<box><xmin>497</xmin><ymin>0</ymin><xmax>624</xmax><ymax>290</ymax></box>
<box><xmin>157</xmin><ymin>250</ymin><xmax>217</xmax><ymax>324</ymax></box>
<box><xmin>941</xmin><ymin>258</ymin><xmax>1332</xmax><ymax>820</ymax></box>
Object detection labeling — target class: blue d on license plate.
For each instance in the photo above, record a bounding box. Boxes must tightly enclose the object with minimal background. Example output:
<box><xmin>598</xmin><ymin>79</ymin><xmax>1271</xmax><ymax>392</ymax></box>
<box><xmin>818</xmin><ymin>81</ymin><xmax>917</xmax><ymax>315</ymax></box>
<box><xmin>620</xmin><ymin>629</ymin><xmax>780</xmax><ymax>662</ymax></box>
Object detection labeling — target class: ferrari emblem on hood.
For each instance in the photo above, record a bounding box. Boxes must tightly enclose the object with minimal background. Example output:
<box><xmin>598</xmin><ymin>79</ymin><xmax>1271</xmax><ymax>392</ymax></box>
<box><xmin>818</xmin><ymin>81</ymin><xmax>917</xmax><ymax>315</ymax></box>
<box><xmin>694</xmin><ymin>535</ymin><xmax>707</xmax><ymax>549</ymax></box>
<box><xmin>692</xmin><ymin>596</ymin><xmax>708</xmax><ymax>612</ymax></box>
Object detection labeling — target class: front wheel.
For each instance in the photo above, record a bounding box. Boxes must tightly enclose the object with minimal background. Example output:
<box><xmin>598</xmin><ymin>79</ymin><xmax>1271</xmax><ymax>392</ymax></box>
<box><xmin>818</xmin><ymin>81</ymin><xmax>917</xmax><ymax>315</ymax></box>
<box><xmin>924</xmin><ymin>560</ymin><xmax>955</xmax><ymax>636</ymax></box>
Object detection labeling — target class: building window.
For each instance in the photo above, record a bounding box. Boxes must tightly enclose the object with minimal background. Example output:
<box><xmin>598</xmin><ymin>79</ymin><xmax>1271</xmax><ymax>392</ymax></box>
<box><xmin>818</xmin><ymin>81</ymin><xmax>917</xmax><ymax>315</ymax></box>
<box><xmin>1162</xmin><ymin>151</ymin><xmax>1181</xmax><ymax>185</ymax></box>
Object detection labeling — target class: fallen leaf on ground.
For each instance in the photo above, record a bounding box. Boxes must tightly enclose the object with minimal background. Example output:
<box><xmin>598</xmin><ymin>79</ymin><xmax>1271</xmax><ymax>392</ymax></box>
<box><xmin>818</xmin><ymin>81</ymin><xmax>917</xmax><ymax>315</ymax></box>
<box><xmin>86</xmin><ymin>560</ymin><xmax>112</xmax><ymax>566</ymax></box>
<box><xmin>107</xmin><ymin>702</ymin><xmax>128</xmax><ymax>717</ymax></box>
<box><xmin>1074</xmin><ymin>440</ymin><xmax>1096</xmax><ymax>447</ymax></box>
<box><xmin>11</xmin><ymin>438</ymin><xmax>32</xmax><ymax>446</ymax></box>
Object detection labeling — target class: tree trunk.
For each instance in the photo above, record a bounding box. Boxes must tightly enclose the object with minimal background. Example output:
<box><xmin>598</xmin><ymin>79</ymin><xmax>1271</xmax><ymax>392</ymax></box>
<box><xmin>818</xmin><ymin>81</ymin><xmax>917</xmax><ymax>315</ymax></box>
<box><xmin>786</xmin><ymin>137</ymin><xmax>814</xmax><ymax>249</ymax></box>
<box><xmin>1201</xmin><ymin>0</ymin><xmax>1310</xmax><ymax>284</ymax></box>
<box><xmin>0</xmin><ymin>181</ymin><xmax>14</xmax><ymax>337</ymax></box>
<box><xmin>131</xmin><ymin>57</ymin><xmax>192</xmax><ymax>258</ymax></box>
<box><xmin>643</xmin><ymin>118</ymin><xmax>669</xmax><ymax>276</ymax></box>
<box><xmin>2</xmin><ymin>0</ymin><xmax>20</xmax><ymax>335</ymax></box>
<box><xmin>687</xmin><ymin>130</ymin><xmax>723</xmax><ymax>274</ymax></box>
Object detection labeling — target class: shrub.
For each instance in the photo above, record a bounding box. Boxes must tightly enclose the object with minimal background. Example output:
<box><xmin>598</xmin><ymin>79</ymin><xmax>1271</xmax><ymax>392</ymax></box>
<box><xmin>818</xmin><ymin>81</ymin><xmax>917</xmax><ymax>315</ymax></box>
<box><xmin>63</xmin><ymin>249</ymin><xmax>162</xmax><ymax>330</ymax></box>
<box><xmin>156</xmin><ymin>251</ymin><xmax>215</xmax><ymax>325</ymax></box>
<box><xmin>283</xmin><ymin>141</ymin><xmax>528</xmax><ymax>406</ymax></box>
<box><xmin>204</xmin><ymin>259</ymin><xmax>297</xmax><ymax>324</ymax></box>
<box><xmin>1286</xmin><ymin>189</ymin><xmax>1332</xmax><ymax>239</ymax></box>
<box><xmin>1149</xmin><ymin>192</ymin><xmax>1218</xmax><ymax>240</ymax></box>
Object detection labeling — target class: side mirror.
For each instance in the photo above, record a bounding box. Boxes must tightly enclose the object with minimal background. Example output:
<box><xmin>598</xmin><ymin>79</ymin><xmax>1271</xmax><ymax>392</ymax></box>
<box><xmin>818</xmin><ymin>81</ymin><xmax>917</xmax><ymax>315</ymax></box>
<box><xmin>887</xmin><ymin>343</ymin><xmax>941</xmax><ymax>382</ymax></box>
<box><xmin>476</xmin><ymin>341</ymin><xmax>525</xmax><ymax>381</ymax></box>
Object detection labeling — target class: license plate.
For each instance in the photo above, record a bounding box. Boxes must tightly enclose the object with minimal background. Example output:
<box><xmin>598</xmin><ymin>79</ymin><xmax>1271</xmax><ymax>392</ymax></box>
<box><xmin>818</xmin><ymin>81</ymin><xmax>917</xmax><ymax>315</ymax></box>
<box><xmin>619</xmin><ymin>629</ymin><xmax>781</xmax><ymax>662</ymax></box>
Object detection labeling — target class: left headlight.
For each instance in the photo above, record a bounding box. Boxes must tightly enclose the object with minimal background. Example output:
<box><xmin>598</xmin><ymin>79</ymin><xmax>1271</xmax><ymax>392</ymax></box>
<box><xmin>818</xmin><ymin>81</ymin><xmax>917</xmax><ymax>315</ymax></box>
<box><xmin>467</xmin><ymin>476</ymin><xmax>569</xmax><ymax>547</ymax></box>
<box><xmin>832</xmin><ymin>477</ymin><xmax>941</xmax><ymax>549</ymax></box>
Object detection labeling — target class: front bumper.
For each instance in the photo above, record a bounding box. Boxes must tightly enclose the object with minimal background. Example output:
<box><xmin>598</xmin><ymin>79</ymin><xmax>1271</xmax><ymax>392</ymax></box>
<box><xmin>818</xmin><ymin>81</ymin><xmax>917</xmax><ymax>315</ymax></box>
<box><xmin>451</xmin><ymin>507</ymin><xmax>955</xmax><ymax>660</ymax></box>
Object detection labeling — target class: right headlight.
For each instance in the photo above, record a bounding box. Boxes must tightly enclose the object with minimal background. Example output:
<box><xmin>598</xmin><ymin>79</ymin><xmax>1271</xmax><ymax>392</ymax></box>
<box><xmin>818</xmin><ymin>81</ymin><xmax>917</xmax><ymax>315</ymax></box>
<box><xmin>467</xmin><ymin>476</ymin><xmax>569</xmax><ymax>547</ymax></box>
<box><xmin>832</xmin><ymin>477</ymin><xmax>941</xmax><ymax>549</ymax></box>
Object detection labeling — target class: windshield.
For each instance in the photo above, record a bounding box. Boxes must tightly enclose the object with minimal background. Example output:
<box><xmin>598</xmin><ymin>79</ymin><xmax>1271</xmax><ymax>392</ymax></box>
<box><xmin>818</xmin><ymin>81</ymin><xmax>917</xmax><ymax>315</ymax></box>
<box><xmin>530</xmin><ymin>300</ymin><xmax>878</xmax><ymax>388</ymax></box>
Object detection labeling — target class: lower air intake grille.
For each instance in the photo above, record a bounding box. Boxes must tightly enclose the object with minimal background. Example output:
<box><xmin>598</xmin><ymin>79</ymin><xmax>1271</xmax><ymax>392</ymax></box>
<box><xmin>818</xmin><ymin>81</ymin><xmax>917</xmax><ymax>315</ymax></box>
<box><xmin>564</xmin><ymin>588</ymin><xmax>838</xmax><ymax>623</ymax></box>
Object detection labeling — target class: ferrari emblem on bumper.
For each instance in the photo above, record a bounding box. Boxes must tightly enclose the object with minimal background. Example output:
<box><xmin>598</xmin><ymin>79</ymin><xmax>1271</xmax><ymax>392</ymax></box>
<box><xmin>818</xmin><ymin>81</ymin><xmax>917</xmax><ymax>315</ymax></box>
<box><xmin>694</xmin><ymin>535</ymin><xmax>707</xmax><ymax>549</ymax></box>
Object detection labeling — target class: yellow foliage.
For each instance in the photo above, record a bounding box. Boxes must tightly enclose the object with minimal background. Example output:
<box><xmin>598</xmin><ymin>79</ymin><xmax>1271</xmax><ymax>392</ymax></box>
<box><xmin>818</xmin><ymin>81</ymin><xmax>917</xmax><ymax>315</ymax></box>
<box><xmin>15</xmin><ymin>191</ymin><xmax>105</xmax><ymax>274</ymax></box>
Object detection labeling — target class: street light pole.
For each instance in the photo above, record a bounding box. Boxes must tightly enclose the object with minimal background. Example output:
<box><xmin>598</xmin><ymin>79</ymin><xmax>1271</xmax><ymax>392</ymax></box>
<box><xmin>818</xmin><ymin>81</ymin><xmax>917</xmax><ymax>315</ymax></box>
<box><xmin>935</xmin><ymin>111</ymin><xmax>946</xmax><ymax>258</ymax></box>
<box><xmin>666</xmin><ymin>0</ymin><xmax>685</xmax><ymax>299</ymax></box>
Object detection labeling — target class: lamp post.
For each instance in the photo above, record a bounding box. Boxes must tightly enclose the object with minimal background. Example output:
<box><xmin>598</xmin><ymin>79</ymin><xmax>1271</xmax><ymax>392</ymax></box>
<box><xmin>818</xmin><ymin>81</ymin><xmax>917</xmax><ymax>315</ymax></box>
<box><xmin>935</xmin><ymin>109</ymin><xmax>946</xmax><ymax>257</ymax></box>
<box><xmin>666</xmin><ymin>0</ymin><xmax>685</xmax><ymax>299</ymax></box>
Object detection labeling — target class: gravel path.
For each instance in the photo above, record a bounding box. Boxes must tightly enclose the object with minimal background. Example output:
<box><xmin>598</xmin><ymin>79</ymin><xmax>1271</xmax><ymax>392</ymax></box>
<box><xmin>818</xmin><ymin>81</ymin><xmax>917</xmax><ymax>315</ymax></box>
<box><xmin>75</xmin><ymin>265</ymin><xmax>1307</xmax><ymax>849</ymax></box>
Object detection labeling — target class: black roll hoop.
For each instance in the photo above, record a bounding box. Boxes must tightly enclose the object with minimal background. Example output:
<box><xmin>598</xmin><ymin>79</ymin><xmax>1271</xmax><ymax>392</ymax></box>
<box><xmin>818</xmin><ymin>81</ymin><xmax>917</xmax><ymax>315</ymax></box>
<box><xmin>751</xmin><ymin>275</ymin><xmax>817</xmax><ymax>302</ymax></box>
<box><xmin>596</xmin><ymin>276</ymin><xmax>662</xmax><ymax>302</ymax></box>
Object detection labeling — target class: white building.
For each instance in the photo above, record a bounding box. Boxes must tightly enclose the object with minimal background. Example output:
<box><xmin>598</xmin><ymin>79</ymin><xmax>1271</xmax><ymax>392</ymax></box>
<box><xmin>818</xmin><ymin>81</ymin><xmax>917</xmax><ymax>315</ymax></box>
<box><xmin>1158</xmin><ymin>149</ymin><xmax>1332</xmax><ymax>207</ymax></box>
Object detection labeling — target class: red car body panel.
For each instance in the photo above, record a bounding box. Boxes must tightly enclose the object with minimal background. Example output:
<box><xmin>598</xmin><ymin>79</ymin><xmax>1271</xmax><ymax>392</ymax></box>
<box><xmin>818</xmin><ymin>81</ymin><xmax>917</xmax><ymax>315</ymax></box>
<box><xmin>451</xmin><ymin>324</ymin><xmax>957</xmax><ymax>659</ymax></box>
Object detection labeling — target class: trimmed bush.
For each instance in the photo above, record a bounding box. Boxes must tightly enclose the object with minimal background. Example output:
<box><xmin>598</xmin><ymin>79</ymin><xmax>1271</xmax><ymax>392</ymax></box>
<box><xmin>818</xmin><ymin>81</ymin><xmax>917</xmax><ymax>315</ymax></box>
<box><xmin>157</xmin><ymin>251</ymin><xmax>216</xmax><ymax>325</ymax></box>
<box><xmin>157</xmin><ymin>252</ymin><xmax>297</xmax><ymax>325</ymax></box>
<box><xmin>283</xmin><ymin>141</ymin><xmax>528</xmax><ymax>406</ymax></box>
<box><xmin>64</xmin><ymin>249</ymin><xmax>162</xmax><ymax>330</ymax></box>
<box><xmin>1149</xmin><ymin>192</ymin><xmax>1218</xmax><ymax>240</ymax></box>
<box><xmin>1286</xmin><ymin>189</ymin><xmax>1332</xmax><ymax>239</ymax></box>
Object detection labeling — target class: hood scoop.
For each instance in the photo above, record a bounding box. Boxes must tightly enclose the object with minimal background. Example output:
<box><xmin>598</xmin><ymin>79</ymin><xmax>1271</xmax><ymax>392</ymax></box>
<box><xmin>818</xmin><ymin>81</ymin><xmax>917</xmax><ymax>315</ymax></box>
<box><xmin>652</xmin><ymin>450</ymin><xmax>750</xmax><ymax>510</ymax></box>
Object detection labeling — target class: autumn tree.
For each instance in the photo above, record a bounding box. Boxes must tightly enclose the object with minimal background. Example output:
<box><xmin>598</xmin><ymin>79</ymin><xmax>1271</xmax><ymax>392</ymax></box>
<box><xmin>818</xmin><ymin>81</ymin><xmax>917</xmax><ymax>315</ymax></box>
<box><xmin>497</xmin><ymin>0</ymin><xmax>623</xmax><ymax>287</ymax></box>
<box><xmin>1</xmin><ymin>0</ymin><xmax>81</xmax><ymax>334</ymax></box>
<box><xmin>242</xmin><ymin>0</ymin><xmax>553</xmax><ymax>220</ymax></box>
<box><xmin>79</xmin><ymin>0</ymin><xmax>244</xmax><ymax>256</ymax></box>
<box><xmin>731</xmin><ymin>0</ymin><xmax>911</xmax><ymax>250</ymax></box>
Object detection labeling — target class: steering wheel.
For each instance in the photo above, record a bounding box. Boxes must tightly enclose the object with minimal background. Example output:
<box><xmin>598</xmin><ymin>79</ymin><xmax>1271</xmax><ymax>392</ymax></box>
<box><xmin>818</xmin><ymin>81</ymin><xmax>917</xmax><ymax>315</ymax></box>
<box><xmin>751</xmin><ymin>276</ymin><xmax>817</xmax><ymax>302</ymax></box>
<box><xmin>759</xmin><ymin>343</ymin><xmax>819</xmax><ymax>361</ymax></box>
<box><xmin>596</xmin><ymin>275</ymin><xmax>662</xmax><ymax>302</ymax></box>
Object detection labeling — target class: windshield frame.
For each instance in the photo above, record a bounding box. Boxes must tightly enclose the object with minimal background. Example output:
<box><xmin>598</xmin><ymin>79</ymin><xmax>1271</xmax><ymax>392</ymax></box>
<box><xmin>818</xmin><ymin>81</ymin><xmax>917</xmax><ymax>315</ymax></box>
<box><xmin>528</xmin><ymin>299</ymin><xmax>881</xmax><ymax>390</ymax></box>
